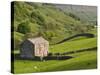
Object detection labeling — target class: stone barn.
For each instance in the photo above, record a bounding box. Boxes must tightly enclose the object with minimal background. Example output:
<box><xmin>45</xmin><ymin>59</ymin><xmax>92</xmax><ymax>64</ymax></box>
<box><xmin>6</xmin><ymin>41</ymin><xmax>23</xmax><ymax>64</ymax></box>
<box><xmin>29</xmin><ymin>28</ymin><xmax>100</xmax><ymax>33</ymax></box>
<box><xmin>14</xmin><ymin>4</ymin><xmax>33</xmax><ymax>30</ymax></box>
<box><xmin>20</xmin><ymin>37</ymin><xmax>49</xmax><ymax>59</ymax></box>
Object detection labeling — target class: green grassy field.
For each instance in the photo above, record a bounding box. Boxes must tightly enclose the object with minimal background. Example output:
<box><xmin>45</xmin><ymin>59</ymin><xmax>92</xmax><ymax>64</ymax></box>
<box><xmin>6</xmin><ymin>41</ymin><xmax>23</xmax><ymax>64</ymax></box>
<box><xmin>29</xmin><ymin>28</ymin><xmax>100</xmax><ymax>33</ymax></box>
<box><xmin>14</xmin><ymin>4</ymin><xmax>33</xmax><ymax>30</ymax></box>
<box><xmin>50</xmin><ymin>38</ymin><xmax>97</xmax><ymax>53</ymax></box>
<box><xmin>13</xmin><ymin>37</ymin><xmax>97</xmax><ymax>74</ymax></box>
<box><xmin>14</xmin><ymin>50</ymin><xmax>97</xmax><ymax>73</ymax></box>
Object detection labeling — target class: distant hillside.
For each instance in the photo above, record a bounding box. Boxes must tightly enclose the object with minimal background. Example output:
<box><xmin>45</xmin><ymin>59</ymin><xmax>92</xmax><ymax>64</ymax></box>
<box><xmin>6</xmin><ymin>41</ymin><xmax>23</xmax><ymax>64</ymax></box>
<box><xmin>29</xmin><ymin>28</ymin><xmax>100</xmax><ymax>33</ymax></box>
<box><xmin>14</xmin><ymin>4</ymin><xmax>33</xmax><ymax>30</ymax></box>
<box><xmin>11</xmin><ymin>1</ymin><xmax>96</xmax><ymax>49</ymax></box>
<box><xmin>55</xmin><ymin>4</ymin><xmax>97</xmax><ymax>25</ymax></box>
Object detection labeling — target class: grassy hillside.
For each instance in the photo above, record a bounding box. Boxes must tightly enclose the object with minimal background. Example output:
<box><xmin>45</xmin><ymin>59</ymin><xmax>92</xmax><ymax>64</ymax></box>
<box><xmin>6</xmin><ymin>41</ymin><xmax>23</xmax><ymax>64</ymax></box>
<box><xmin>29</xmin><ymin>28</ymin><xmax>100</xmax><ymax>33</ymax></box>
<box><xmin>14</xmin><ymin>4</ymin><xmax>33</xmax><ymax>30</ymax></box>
<box><xmin>12</xmin><ymin>1</ymin><xmax>96</xmax><ymax>49</ymax></box>
<box><xmin>13</xmin><ymin>31</ymin><xmax>97</xmax><ymax>74</ymax></box>
<box><xmin>14</xmin><ymin>50</ymin><xmax>97</xmax><ymax>73</ymax></box>
<box><xmin>55</xmin><ymin>4</ymin><xmax>97</xmax><ymax>25</ymax></box>
<box><xmin>50</xmin><ymin>37</ymin><xmax>97</xmax><ymax>53</ymax></box>
<box><xmin>14</xmin><ymin>37</ymin><xmax>97</xmax><ymax>73</ymax></box>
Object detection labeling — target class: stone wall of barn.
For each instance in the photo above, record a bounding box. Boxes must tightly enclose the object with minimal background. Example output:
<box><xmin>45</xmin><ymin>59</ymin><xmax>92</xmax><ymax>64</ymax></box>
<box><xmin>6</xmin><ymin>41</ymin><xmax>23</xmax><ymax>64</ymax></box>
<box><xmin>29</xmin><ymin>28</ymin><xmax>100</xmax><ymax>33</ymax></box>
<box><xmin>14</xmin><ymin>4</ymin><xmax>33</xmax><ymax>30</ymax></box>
<box><xmin>20</xmin><ymin>40</ymin><xmax>34</xmax><ymax>58</ymax></box>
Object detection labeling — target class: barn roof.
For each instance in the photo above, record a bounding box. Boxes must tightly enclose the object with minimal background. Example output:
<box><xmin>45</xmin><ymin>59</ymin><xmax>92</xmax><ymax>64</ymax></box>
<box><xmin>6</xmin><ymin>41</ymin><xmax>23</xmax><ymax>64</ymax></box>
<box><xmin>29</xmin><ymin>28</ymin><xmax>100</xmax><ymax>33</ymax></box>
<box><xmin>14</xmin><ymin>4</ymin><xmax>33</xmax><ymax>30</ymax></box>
<box><xmin>27</xmin><ymin>37</ymin><xmax>49</xmax><ymax>44</ymax></box>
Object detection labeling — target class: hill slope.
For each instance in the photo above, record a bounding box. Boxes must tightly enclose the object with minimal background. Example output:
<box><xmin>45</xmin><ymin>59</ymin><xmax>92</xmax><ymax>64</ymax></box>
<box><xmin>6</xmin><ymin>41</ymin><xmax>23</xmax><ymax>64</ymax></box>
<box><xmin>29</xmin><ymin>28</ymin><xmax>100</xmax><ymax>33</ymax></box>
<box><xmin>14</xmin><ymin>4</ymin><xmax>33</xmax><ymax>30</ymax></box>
<box><xmin>14</xmin><ymin>37</ymin><xmax>97</xmax><ymax>73</ymax></box>
<box><xmin>55</xmin><ymin>4</ymin><xmax>97</xmax><ymax>25</ymax></box>
<box><xmin>12</xmin><ymin>1</ymin><xmax>96</xmax><ymax>49</ymax></box>
<box><xmin>50</xmin><ymin>37</ymin><xmax>97</xmax><ymax>53</ymax></box>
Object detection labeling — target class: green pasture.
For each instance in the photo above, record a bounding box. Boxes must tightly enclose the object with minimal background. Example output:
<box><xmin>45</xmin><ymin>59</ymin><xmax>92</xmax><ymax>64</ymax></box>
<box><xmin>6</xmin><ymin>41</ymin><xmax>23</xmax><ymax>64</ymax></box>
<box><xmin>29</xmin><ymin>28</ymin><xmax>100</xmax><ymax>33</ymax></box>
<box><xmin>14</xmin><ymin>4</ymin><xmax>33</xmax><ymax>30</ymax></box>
<box><xmin>13</xmin><ymin>37</ymin><xmax>97</xmax><ymax>74</ymax></box>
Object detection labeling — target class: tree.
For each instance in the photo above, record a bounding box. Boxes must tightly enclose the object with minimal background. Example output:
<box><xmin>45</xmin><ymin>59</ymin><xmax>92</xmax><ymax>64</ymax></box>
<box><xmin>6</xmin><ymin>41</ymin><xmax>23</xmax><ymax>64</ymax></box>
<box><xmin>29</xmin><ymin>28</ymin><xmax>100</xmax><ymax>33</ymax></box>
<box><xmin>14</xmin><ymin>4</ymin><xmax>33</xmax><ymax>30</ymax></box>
<box><xmin>69</xmin><ymin>13</ymin><xmax>80</xmax><ymax>21</ymax></box>
<box><xmin>17</xmin><ymin>21</ymin><xmax>31</xmax><ymax>34</ymax></box>
<box><xmin>31</xmin><ymin>11</ymin><xmax>45</xmax><ymax>25</ymax></box>
<box><xmin>48</xmin><ymin>53</ymin><xmax>53</xmax><ymax>56</ymax></box>
<box><xmin>24</xmin><ymin>33</ymin><xmax>34</xmax><ymax>39</ymax></box>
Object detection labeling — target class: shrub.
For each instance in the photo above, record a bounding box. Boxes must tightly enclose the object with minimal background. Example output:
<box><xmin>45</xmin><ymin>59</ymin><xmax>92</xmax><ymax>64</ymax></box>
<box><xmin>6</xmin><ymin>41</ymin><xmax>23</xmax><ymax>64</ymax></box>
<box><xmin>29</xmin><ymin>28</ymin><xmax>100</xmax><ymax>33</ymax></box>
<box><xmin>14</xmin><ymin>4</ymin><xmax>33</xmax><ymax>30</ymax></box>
<box><xmin>48</xmin><ymin>53</ymin><xmax>53</xmax><ymax>56</ymax></box>
<box><xmin>55</xmin><ymin>53</ymin><xmax>60</xmax><ymax>56</ymax></box>
<box><xmin>68</xmin><ymin>13</ymin><xmax>80</xmax><ymax>21</ymax></box>
<box><xmin>31</xmin><ymin>10</ymin><xmax>45</xmax><ymax>25</ymax></box>
<box><xmin>17</xmin><ymin>21</ymin><xmax>31</xmax><ymax>34</ymax></box>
